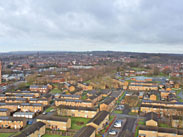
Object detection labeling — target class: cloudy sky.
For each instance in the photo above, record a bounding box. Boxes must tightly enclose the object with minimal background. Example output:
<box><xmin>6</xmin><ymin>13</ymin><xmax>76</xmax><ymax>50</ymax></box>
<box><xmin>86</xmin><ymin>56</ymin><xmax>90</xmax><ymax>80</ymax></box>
<box><xmin>0</xmin><ymin>0</ymin><xmax>183</xmax><ymax>53</ymax></box>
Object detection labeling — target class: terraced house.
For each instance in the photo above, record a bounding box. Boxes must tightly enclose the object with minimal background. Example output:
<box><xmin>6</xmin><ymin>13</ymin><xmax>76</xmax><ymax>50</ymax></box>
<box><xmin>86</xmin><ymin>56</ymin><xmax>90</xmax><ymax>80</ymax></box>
<box><xmin>142</xmin><ymin>100</ymin><xmax>183</xmax><ymax>108</ymax></box>
<box><xmin>128</xmin><ymin>84</ymin><xmax>158</xmax><ymax>91</ymax></box>
<box><xmin>55</xmin><ymin>94</ymin><xmax>80</xmax><ymax>100</ymax></box>
<box><xmin>0</xmin><ymin>108</ymin><xmax>10</xmax><ymax>116</ymax></box>
<box><xmin>100</xmin><ymin>97</ymin><xmax>116</xmax><ymax>112</ymax></box>
<box><xmin>140</xmin><ymin>104</ymin><xmax>183</xmax><ymax>116</ymax></box>
<box><xmin>0</xmin><ymin>116</ymin><xmax>26</xmax><ymax>129</ymax></box>
<box><xmin>0</xmin><ymin>103</ymin><xmax>19</xmax><ymax>112</ymax></box>
<box><xmin>57</xmin><ymin>105</ymin><xmax>98</xmax><ymax>118</ymax></box>
<box><xmin>29</xmin><ymin>98</ymin><xmax>49</xmax><ymax>106</ymax></box>
<box><xmin>138</xmin><ymin>125</ymin><xmax>183</xmax><ymax>137</ymax></box>
<box><xmin>5</xmin><ymin>91</ymin><xmax>40</xmax><ymax>98</ymax></box>
<box><xmin>20</xmin><ymin>103</ymin><xmax>43</xmax><ymax>113</ymax></box>
<box><xmin>86</xmin><ymin>111</ymin><xmax>109</xmax><ymax>133</ymax></box>
<box><xmin>55</xmin><ymin>99</ymin><xmax>93</xmax><ymax>107</ymax></box>
<box><xmin>13</xmin><ymin>121</ymin><xmax>46</xmax><ymax>137</ymax></box>
<box><xmin>74</xmin><ymin>126</ymin><xmax>96</xmax><ymax>137</ymax></box>
<box><xmin>77</xmin><ymin>83</ymin><xmax>93</xmax><ymax>90</ymax></box>
<box><xmin>5</xmin><ymin>98</ymin><xmax>27</xmax><ymax>103</ymax></box>
<box><xmin>87</xmin><ymin>93</ymin><xmax>103</xmax><ymax>105</ymax></box>
<box><xmin>30</xmin><ymin>85</ymin><xmax>49</xmax><ymax>93</ymax></box>
<box><xmin>37</xmin><ymin>115</ymin><xmax>71</xmax><ymax>131</ymax></box>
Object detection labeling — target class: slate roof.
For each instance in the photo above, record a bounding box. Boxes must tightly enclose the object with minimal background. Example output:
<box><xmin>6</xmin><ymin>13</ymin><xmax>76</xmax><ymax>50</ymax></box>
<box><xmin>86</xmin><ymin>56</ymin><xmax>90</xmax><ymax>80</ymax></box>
<box><xmin>102</xmin><ymin>97</ymin><xmax>115</xmax><ymax>105</ymax></box>
<box><xmin>37</xmin><ymin>115</ymin><xmax>69</xmax><ymax>122</ymax></box>
<box><xmin>146</xmin><ymin>112</ymin><xmax>158</xmax><ymax>122</ymax></box>
<box><xmin>13</xmin><ymin>121</ymin><xmax>45</xmax><ymax>137</ymax></box>
<box><xmin>88</xmin><ymin>111</ymin><xmax>109</xmax><ymax>125</ymax></box>
<box><xmin>73</xmin><ymin>126</ymin><xmax>96</xmax><ymax>137</ymax></box>
<box><xmin>59</xmin><ymin>105</ymin><xmax>97</xmax><ymax>111</ymax></box>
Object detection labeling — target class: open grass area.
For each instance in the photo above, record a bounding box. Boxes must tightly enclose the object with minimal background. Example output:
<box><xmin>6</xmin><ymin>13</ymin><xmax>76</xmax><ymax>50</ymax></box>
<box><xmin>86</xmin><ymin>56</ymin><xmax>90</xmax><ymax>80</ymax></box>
<box><xmin>43</xmin><ymin>135</ymin><xmax>71</xmax><ymax>137</ymax></box>
<box><xmin>70</xmin><ymin>117</ymin><xmax>90</xmax><ymax>130</ymax></box>
<box><xmin>159</xmin><ymin>123</ymin><xmax>170</xmax><ymax>128</ymax></box>
<box><xmin>113</xmin><ymin>110</ymin><xmax>122</xmax><ymax>114</ymax></box>
<box><xmin>128</xmin><ymin>112</ymin><xmax>138</xmax><ymax>115</ymax></box>
<box><xmin>176</xmin><ymin>89</ymin><xmax>182</xmax><ymax>95</ymax></box>
<box><xmin>45</xmin><ymin>107</ymin><xmax>55</xmax><ymax>112</ymax></box>
<box><xmin>0</xmin><ymin>133</ymin><xmax>14</xmax><ymax>137</ymax></box>
<box><xmin>138</xmin><ymin>120</ymin><xmax>145</xmax><ymax>125</ymax></box>
<box><xmin>51</xmin><ymin>88</ymin><xmax>62</xmax><ymax>94</ymax></box>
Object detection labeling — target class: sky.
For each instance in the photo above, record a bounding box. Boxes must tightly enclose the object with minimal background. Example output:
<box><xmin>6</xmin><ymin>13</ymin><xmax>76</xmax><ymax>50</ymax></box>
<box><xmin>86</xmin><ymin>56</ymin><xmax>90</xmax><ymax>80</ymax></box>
<box><xmin>0</xmin><ymin>0</ymin><xmax>183</xmax><ymax>53</ymax></box>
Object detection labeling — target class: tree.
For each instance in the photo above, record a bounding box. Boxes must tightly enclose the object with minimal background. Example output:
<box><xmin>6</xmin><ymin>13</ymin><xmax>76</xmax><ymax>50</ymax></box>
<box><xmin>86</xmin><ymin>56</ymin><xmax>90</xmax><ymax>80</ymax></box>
<box><xmin>153</xmin><ymin>67</ymin><xmax>160</xmax><ymax>75</ymax></box>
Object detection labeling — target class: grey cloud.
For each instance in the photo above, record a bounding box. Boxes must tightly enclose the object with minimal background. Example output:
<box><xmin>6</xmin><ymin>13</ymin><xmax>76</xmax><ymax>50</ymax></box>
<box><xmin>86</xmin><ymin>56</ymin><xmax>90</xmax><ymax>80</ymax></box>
<box><xmin>0</xmin><ymin>0</ymin><xmax>183</xmax><ymax>52</ymax></box>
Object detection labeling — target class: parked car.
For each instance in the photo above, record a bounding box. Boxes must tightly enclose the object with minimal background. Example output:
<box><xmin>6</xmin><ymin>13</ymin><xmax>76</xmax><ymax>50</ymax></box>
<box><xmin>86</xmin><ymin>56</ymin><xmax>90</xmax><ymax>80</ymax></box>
<box><xmin>42</xmin><ymin>111</ymin><xmax>47</xmax><ymax>115</ymax></box>
<box><xmin>116</xmin><ymin>105</ymin><xmax>124</xmax><ymax>110</ymax></box>
<box><xmin>109</xmin><ymin>130</ymin><xmax>117</xmax><ymax>135</ymax></box>
<box><xmin>114</xmin><ymin>120</ymin><xmax>122</xmax><ymax>128</ymax></box>
<box><xmin>50</xmin><ymin>109</ymin><xmax>56</xmax><ymax>112</ymax></box>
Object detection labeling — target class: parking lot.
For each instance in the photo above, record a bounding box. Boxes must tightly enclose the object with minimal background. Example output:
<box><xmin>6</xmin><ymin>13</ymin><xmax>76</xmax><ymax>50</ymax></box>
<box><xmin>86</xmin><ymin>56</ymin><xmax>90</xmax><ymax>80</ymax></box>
<box><xmin>107</xmin><ymin>118</ymin><xmax>127</xmax><ymax>137</ymax></box>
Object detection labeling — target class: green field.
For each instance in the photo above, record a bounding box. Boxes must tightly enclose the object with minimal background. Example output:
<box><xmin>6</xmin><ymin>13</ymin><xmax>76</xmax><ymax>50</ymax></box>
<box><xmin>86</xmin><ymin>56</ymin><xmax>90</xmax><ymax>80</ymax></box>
<box><xmin>0</xmin><ymin>133</ymin><xmax>14</xmax><ymax>137</ymax></box>
<box><xmin>138</xmin><ymin>120</ymin><xmax>145</xmax><ymax>125</ymax></box>
<box><xmin>159</xmin><ymin>123</ymin><xmax>170</xmax><ymax>128</ymax></box>
<box><xmin>51</xmin><ymin>88</ymin><xmax>62</xmax><ymax>94</ymax></box>
<box><xmin>113</xmin><ymin>110</ymin><xmax>122</xmax><ymax>114</ymax></box>
<box><xmin>70</xmin><ymin>117</ymin><xmax>90</xmax><ymax>130</ymax></box>
<box><xmin>45</xmin><ymin>107</ymin><xmax>55</xmax><ymax>112</ymax></box>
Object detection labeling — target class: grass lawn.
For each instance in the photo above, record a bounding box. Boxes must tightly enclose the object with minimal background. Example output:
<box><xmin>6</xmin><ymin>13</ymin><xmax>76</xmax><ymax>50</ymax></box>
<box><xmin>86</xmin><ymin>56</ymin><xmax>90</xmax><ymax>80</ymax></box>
<box><xmin>43</xmin><ymin>135</ymin><xmax>71</xmax><ymax>137</ymax></box>
<box><xmin>138</xmin><ymin>120</ymin><xmax>145</xmax><ymax>125</ymax></box>
<box><xmin>159</xmin><ymin>123</ymin><xmax>170</xmax><ymax>128</ymax></box>
<box><xmin>134</xmin><ymin>126</ymin><xmax>139</xmax><ymax>137</ymax></box>
<box><xmin>0</xmin><ymin>133</ymin><xmax>14</xmax><ymax>137</ymax></box>
<box><xmin>70</xmin><ymin>117</ymin><xmax>90</xmax><ymax>130</ymax></box>
<box><xmin>109</xmin><ymin>115</ymin><xmax>115</xmax><ymax>123</ymax></box>
<box><xmin>128</xmin><ymin>112</ymin><xmax>138</xmax><ymax>115</ymax></box>
<box><xmin>45</xmin><ymin>107</ymin><xmax>55</xmax><ymax>112</ymax></box>
<box><xmin>176</xmin><ymin>89</ymin><xmax>182</xmax><ymax>95</ymax></box>
<box><xmin>51</xmin><ymin>88</ymin><xmax>62</xmax><ymax>94</ymax></box>
<box><xmin>116</xmin><ymin>91</ymin><xmax>126</xmax><ymax>104</ymax></box>
<box><xmin>113</xmin><ymin>110</ymin><xmax>122</xmax><ymax>114</ymax></box>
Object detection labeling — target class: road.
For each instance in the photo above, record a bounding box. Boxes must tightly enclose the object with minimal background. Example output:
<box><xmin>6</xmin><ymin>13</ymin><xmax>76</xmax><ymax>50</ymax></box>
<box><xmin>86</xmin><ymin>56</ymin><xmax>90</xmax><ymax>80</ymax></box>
<box><xmin>118</xmin><ymin>117</ymin><xmax>137</xmax><ymax>137</ymax></box>
<box><xmin>112</xmin><ymin>113</ymin><xmax>145</xmax><ymax>119</ymax></box>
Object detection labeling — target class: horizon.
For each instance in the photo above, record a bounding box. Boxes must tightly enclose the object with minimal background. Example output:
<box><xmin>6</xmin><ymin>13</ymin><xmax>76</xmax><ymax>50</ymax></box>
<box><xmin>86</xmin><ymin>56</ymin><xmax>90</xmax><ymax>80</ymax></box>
<box><xmin>1</xmin><ymin>50</ymin><xmax>183</xmax><ymax>55</ymax></box>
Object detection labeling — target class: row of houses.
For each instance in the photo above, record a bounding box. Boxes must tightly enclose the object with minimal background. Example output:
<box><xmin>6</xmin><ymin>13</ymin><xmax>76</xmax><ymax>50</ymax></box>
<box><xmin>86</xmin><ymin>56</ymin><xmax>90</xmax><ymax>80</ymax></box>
<box><xmin>128</xmin><ymin>84</ymin><xmax>158</xmax><ymax>91</ymax></box>
<box><xmin>139</xmin><ymin>112</ymin><xmax>183</xmax><ymax>137</ymax></box>
<box><xmin>57</xmin><ymin>105</ymin><xmax>98</xmax><ymax>118</ymax></box>
<box><xmin>0</xmin><ymin>102</ymin><xmax>44</xmax><ymax>114</ymax></box>
<box><xmin>55</xmin><ymin>99</ymin><xmax>94</xmax><ymax>108</ymax></box>
<box><xmin>142</xmin><ymin>100</ymin><xmax>183</xmax><ymax>108</ymax></box>
<box><xmin>74</xmin><ymin>111</ymin><xmax>109</xmax><ymax>137</ymax></box>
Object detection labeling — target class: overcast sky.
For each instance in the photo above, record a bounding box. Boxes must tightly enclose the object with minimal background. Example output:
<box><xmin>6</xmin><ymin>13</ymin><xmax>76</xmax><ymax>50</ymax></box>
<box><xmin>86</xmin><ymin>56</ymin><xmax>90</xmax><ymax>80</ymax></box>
<box><xmin>0</xmin><ymin>0</ymin><xmax>183</xmax><ymax>53</ymax></box>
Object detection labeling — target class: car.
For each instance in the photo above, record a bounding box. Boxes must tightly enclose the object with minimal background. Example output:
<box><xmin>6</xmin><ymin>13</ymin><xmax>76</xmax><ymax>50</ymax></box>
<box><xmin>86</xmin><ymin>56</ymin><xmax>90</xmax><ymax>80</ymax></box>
<box><xmin>114</xmin><ymin>120</ymin><xmax>122</xmax><ymax>128</ymax></box>
<box><xmin>50</xmin><ymin>109</ymin><xmax>56</xmax><ymax>112</ymax></box>
<box><xmin>114</xmin><ymin>123</ymin><xmax>121</xmax><ymax>128</ymax></box>
<box><xmin>109</xmin><ymin>130</ymin><xmax>117</xmax><ymax>135</ymax></box>
<box><xmin>42</xmin><ymin>111</ymin><xmax>47</xmax><ymax>115</ymax></box>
